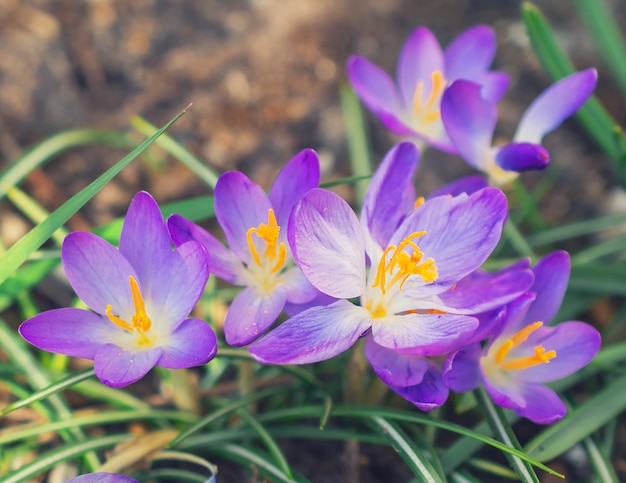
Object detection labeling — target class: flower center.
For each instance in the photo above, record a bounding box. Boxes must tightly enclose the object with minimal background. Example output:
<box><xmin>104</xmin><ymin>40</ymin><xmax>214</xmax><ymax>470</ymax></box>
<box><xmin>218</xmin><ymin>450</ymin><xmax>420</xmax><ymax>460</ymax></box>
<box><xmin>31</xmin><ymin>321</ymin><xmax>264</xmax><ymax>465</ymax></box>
<box><xmin>372</xmin><ymin>231</ymin><xmax>438</xmax><ymax>296</ymax></box>
<box><xmin>246</xmin><ymin>208</ymin><xmax>287</xmax><ymax>275</ymax></box>
<box><xmin>105</xmin><ymin>276</ymin><xmax>153</xmax><ymax>345</ymax></box>
<box><xmin>494</xmin><ymin>321</ymin><xmax>556</xmax><ymax>371</ymax></box>
<box><xmin>412</xmin><ymin>70</ymin><xmax>446</xmax><ymax>128</ymax></box>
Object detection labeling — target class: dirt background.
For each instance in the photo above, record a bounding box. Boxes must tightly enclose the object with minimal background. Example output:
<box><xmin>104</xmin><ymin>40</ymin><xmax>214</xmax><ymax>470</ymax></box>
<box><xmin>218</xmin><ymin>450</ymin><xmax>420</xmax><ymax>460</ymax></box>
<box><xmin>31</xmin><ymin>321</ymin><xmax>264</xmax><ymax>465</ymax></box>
<box><xmin>0</xmin><ymin>0</ymin><xmax>625</xmax><ymax>481</ymax></box>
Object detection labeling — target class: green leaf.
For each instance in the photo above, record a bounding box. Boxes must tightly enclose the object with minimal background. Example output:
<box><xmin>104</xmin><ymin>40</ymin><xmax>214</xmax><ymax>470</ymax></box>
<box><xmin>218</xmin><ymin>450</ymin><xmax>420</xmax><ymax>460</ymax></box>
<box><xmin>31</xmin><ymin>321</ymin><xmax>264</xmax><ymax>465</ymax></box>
<box><xmin>211</xmin><ymin>444</ymin><xmax>299</xmax><ymax>483</ymax></box>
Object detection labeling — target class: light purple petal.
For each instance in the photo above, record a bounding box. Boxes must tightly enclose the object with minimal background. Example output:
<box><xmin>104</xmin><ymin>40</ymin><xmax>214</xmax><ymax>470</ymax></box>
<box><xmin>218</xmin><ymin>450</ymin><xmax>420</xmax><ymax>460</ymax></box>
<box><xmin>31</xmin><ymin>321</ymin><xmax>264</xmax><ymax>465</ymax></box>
<box><xmin>157</xmin><ymin>318</ymin><xmax>218</xmax><ymax>368</ymax></box>
<box><xmin>289</xmin><ymin>188</ymin><xmax>366</xmax><ymax>298</ymax></box>
<box><xmin>392</xmin><ymin>188</ymin><xmax>508</xmax><ymax>290</ymax></box>
<box><xmin>371</xmin><ymin>312</ymin><xmax>478</xmax><ymax>355</ymax></box>
<box><xmin>66</xmin><ymin>473</ymin><xmax>138</xmax><ymax>483</ymax></box>
<box><xmin>249</xmin><ymin>300</ymin><xmax>371</xmax><ymax>364</ymax></box>
<box><xmin>94</xmin><ymin>344</ymin><xmax>162</xmax><ymax>388</ymax></box>
<box><xmin>444</xmin><ymin>26</ymin><xmax>496</xmax><ymax>81</ymax></box>
<box><xmin>438</xmin><ymin>265</ymin><xmax>534</xmax><ymax>314</ymax></box>
<box><xmin>19</xmin><ymin>308</ymin><xmax>113</xmax><ymax>359</ymax></box>
<box><xmin>284</xmin><ymin>291</ymin><xmax>337</xmax><ymax>316</ymax></box>
<box><xmin>63</xmin><ymin>232</ymin><xmax>137</xmax><ymax>316</ymax></box>
<box><xmin>282</xmin><ymin>267</ymin><xmax>321</xmax><ymax>304</ymax></box>
<box><xmin>524</xmin><ymin>251</ymin><xmax>570</xmax><ymax>326</ymax></box>
<box><xmin>361</xmin><ymin>142</ymin><xmax>419</xmax><ymax>253</ymax></box>
<box><xmin>215</xmin><ymin>171</ymin><xmax>273</xmax><ymax>263</ymax></box>
<box><xmin>168</xmin><ymin>214</ymin><xmax>245</xmax><ymax>284</ymax></box>
<box><xmin>514</xmin><ymin>68</ymin><xmax>598</xmax><ymax>144</ymax></box>
<box><xmin>514</xmin><ymin>383</ymin><xmax>567</xmax><ymax>424</ymax></box>
<box><xmin>440</xmin><ymin>80</ymin><xmax>496</xmax><ymax>170</ymax></box>
<box><xmin>427</xmin><ymin>175</ymin><xmax>487</xmax><ymax>199</ymax></box>
<box><xmin>119</xmin><ymin>191</ymin><xmax>171</xmax><ymax>290</ymax></box>
<box><xmin>442</xmin><ymin>343</ymin><xmax>482</xmax><ymax>392</ymax></box>
<box><xmin>475</xmin><ymin>71</ymin><xmax>510</xmax><ymax>103</ymax></box>
<box><xmin>225</xmin><ymin>286</ymin><xmax>287</xmax><ymax>346</ymax></box>
<box><xmin>391</xmin><ymin>362</ymin><xmax>449</xmax><ymax>411</ymax></box>
<box><xmin>347</xmin><ymin>56</ymin><xmax>416</xmax><ymax>136</ymax></box>
<box><xmin>517</xmin><ymin>321</ymin><xmax>601</xmax><ymax>383</ymax></box>
<box><xmin>365</xmin><ymin>337</ymin><xmax>428</xmax><ymax>387</ymax></box>
<box><xmin>269</xmin><ymin>149</ymin><xmax>320</xmax><ymax>230</ymax></box>
<box><xmin>495</xmin><ymin>142</ymin><xmax>550</xmax><ymax>172</ymax></box>
<box><xmin>397</xmin><ymin>27</ymin><xmax>444</xmax><ymax>106</ymax></box>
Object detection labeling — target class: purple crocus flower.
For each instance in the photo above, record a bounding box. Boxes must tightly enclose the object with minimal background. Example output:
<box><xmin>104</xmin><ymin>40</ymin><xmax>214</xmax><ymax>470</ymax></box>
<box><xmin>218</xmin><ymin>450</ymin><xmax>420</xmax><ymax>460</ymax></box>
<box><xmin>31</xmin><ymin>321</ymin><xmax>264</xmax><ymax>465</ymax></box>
<box><xmin>19</xmin><ymin>192</ymin><xmax>217</xmax><ymax>388</ymax></box>
<box><xmin>440</xmin><ymin>69</ymin><xmax>597</xmax><ymax>185</ymax></box>
<box><xmin>168</xmin><ymin>149</ymin><xmax>321</xmax><ymax>346</ymax></box>
<box><xmin>249</xmin><ymin>145</ymin><xmax>528</xmax><ymax>365</ymax></box>
<box><xmin>443</xmin><ymin>251</ymin><xmax>601</xmax><ymax>424</ymax></box>
<box><xmin>347</xmin><ymin>25</ymin><xmax>509</xmax><ymax>152</ymax></box>
<box><xmin>66</xmin><ymin>473</ymin><xmax>138</xmax><ymax>483</ymax></box>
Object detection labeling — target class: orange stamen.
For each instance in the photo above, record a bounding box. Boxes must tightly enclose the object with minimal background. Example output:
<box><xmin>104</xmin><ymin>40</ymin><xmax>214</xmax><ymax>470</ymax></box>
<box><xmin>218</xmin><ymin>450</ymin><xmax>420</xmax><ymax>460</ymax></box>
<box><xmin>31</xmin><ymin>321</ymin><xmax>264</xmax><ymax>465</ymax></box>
<box><xmin>495</xmin><ymin>321</ymin><xmax>557</xmax><ymax>371</ymax></box>
<box><xmin>105</xmin><ymin>276</ymin><xmax>152</xmax><ymax>336</ymax></box>
<box><xmin>246</xmin><ymin>209</ymin><xmax>287</xmax><ymax>272</ymax></box>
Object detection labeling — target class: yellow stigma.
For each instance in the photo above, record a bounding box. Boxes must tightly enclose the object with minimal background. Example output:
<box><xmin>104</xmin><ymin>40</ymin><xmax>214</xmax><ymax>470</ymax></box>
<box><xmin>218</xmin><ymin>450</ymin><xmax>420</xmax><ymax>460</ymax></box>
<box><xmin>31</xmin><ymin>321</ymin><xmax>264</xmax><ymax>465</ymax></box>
<box><xmin>495</xmin><ymin>321</ymin><xmax>556</xmax><ymax>371</ymax></box>
<box><xmin>105</xmin><ymin>276</ymin><xmax>153</xmax><ymax>344</ymax></box>
<box><xmin>372</xmin><ymin>231</ymin><xmax>438</xmax><ymax>295</ymax></box>
<box><xmin>246</xmin><ymin>209</ymin><xmax>287</xmax><ymax>274</ymax></box>
<box><xmin>413</xmin><ymin>70</ymin><xmax>446</xmax><ymax>125</ymax></box>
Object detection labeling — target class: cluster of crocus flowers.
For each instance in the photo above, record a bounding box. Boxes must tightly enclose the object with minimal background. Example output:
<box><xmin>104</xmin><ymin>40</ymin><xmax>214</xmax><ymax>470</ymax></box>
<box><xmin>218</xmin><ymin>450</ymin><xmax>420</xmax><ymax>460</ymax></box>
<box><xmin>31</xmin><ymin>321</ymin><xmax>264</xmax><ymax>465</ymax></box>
<box><xmin>348</xmin><ymin>24</ymin><xmax>597</xmax><ymax>185</ymax></box>
<box><xmin>19</xmin><ymin>192</ymin><xmax>218</xmax><ymax>388</ymax></box>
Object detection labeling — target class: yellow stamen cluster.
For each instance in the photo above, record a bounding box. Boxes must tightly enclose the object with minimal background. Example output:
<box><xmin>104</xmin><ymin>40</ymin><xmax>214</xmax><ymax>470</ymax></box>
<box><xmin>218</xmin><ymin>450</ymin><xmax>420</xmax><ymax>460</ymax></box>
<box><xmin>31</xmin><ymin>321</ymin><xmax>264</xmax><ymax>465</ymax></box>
<box><xmin>495</xmin><ymin>321</ymin><xmax>556</xmax><ymax>371</ymax></box>
<box><xmin>105</xmin><ymin>276</ymin><xmax>153</xmax><ymax>345</ymax></box>
<box><xmin>413</xmin><ymin>70</ymin><xmax>446</xmax><ymax>124</ymax></box>
<box><xmin>372</xmin><ymin>231</ymin><xmax>438</xmax><ymax>295</ymax></box>
<box><xmin>246</xmin><ymin>209</ymin><xmax>287</xmax><ymax>274</ymax></box>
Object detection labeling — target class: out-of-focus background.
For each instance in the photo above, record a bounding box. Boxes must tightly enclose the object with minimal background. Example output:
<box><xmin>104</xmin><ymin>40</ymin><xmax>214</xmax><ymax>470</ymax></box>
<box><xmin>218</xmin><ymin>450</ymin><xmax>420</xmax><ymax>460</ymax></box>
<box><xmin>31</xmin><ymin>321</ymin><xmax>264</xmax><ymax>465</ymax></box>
<box><xmin>0</xmin><ymin>0</ymin><xmax>622</xmax><ymax>234</ymax></box>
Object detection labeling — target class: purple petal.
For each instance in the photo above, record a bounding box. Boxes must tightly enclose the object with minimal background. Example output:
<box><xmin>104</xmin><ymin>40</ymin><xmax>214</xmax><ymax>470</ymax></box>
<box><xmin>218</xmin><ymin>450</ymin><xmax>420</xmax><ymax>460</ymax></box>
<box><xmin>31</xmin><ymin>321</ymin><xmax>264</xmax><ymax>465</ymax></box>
<box><xmin>282</xmin><ymin>267</ymin><xmax>321</xmax><ymax>304</ymax></box>
<box><xmin>438</xmin><ymin>265</ymin><xmax>534</xmax><ymax>314</ymax></box>
<box><xmin>94</xmin><ymin>344</ymin><xmax>162</xmax><ymax>388</ymax></box>
<box><xmin>147</xmin><ymin>240</ymin><xmax>209</xmax><ymax>332</ymax></box>
<box><xmin>63</xmin><ymin>232</ymin><xmax>137</xmax><ymax>316</ymax></box>
<box><xmin>289</xmin><ymin>188</ymin><xmax>366</xmax><ymax>298</ymax></box>
<box><xmin>427</xmin><ymin>175</ymin><xmax>488</xmax><ymax>199</ymax></box>
<box><xmin>513</xmin><ymin>383</ymin><xmax>567</xmax><ymax>424</ymax></box>
<box><xmin>391</xmin><ymin>362</ymin><xmax>449</xmax><ymax>411</ymax></box>
<box><xmin>442</xmin><ymin>343</ymin><xmax>482</xmax><ymax>392</ymax></box>
<box><xmin>444</xmin><ymin>26</ymin><xmax>496</xmax><ymax>81</ymax></box>
<box><xmin>495</xmin><ymin>142</ymin><xmax>550</xmax><ymax>172</ymax></box>
<box><xmin>440</xmin><ymin>80</ymin><xmax>496</xmax><ymax>171</ymax></box>
<box><xmin>215</xmin><ymin>171</ymin><xmax>273</xmax><ymax>263</ymax></box>
<box><xmin>157</xmin><ymin>318</ymin><xmax>218</xmax><ymax>368</ymax></box>
<box><xmin>284</xmin><ymin>290</ymin><xmax>337</xmax><ymax>316</ymax></box>
<box><xmin>515</xmin><ymin>68</ymin><xmax>598</xmax><ymax>144</ymax></box>
<box><xmin>249</xmin><ymin>300</ymin><xmax>371</xmax><ymax>364</ymax></box>
<box><xmin>347</xmin><ymin>56</ymin><xmax>416</xmax><ymax>136</ymax></box>
<box><xmin>19</xmin><ymin>308</ymin><xmax>113</xmax><ymax>359</ymax></box>
<box><xmin>517</xmin><ymin>321</ymin><xmax>601</xmax><ymax>383</ymax></box>
<box><xmin>224</xmin><ymin>286</ymin><xmax>287</xmax><ymax>346</ymax></box>
<box><xmin>119</xmin><ymin>192</ymin><xmax>171</xmax><ymax>290</ymax></box>
<box><xmin>371</xmin><ymin>313</ymin><xmax>478</xmax><ymax>355</ymax></box>
<box><xmin>361</xmin><ymin>142</ymin><xmax>419</xmax><ymax>253</ymax></box>
<box><xmin>269</xmin><ymin>150</ymin><xmax>321</xmax><ymax>229</ymax></box>
<box><xmin>66</xmin><ymin>473</ymin><xmax>138</xmax><ymax>483</ymax></box>
<box><xmin>168</xmin><ymin>214</ymin><xmax>245</xmax><ymax>284</ymax></box>
<box><xmin>397</xmin><ymin>27</ymin><xmax>444</xmax><ymax>106</ymax></box>
<box><xmin>475</xmin><ymin>71</ymin><xmax>510</xmax><ymax>103</ymax></box>
<box><xmin>524</xmin><ymin>251</ymin><xmax>571</xmax><ymax>325</ymax></box>
<box><xmin>392</xmin><ymin>188</ymin><xmax>508</xmax><ymax>289</ymax></box>
<box><xmin>365</xmin><ymin>337</ymin><xmax>428</xmax><ymax>387</ymax></box>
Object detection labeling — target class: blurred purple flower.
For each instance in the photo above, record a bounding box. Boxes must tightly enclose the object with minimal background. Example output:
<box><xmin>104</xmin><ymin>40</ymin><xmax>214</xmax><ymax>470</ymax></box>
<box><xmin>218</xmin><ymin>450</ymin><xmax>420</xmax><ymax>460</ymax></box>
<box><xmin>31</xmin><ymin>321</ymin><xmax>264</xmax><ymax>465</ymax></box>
<box><xmin>168</xmin><ymin>150</ymin><xmax>321</xmax><ymax>346</ymax></box>
<box><xmin>19</xmin><ymin>192</ymin><xmax>217</xmax><ymax>388</ymax></box>
<box><xmin>66</xmin><ymin>473</ymin><xmax>138</xmax><ymax>483</ymax></box>
<box><xmin>443</xmin><ymin>251</ymin><xmax>601</xmax><ymax>424</ymax></box>
<box><xmin>440</xmin><ymin>69</ymin><xmax>597</xmax><ymax>185</ymax></box>
<box><xmin>347</xmin><ymin>25</ymin><xmax>509</xmax><ymax>152</ymax></box>
<box><xmin>249</xmin><ymin>145</ymin><xmax>525</xmax><ymax>365</ymax></box>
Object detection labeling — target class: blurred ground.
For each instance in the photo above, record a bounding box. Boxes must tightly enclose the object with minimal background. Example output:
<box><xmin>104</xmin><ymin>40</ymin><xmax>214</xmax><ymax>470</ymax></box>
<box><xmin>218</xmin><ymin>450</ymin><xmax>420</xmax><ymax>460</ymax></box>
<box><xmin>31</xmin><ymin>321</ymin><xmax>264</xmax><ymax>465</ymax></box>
<box><xmin>0</xmin><ymin>0</ymin><xmax>625</xmax><ymax>481</ymax></box>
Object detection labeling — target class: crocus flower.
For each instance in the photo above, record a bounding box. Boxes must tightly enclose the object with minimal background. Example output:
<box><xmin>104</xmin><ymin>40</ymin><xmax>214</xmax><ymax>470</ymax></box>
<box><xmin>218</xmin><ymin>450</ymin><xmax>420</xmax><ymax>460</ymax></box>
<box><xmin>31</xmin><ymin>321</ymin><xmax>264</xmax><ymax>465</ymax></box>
<box><xmin>19</xmin><ymin>192</ymin><xmax>217</xmax><ymax>388</ymax></box>
<box><xmin>66</xmin><ymin>473</ymin><xmax>138</xmax><ymax>483</ymax></box>
<box><xmin>249</xmin><ymin>144</ymin><xmax>527</xmax><ymax>365</ymax></box>
<box><xmin>443</xmin><ymin>251</ymin><xmax>601</xmax><ymax>424</ymax></box>
<box><xmin>168</xmin><ymin>150</ymin><xmax>321</xmax><ymax>346</ymax></box>
<box><xmin>440</xmin><ymin>69</ymin><xmax>597</xmax><ymax>185</ymax></box>
<box><xmin>347</xmin><ymin>25</ymin><xmax>509</xmax><ymax>152</ymax></box>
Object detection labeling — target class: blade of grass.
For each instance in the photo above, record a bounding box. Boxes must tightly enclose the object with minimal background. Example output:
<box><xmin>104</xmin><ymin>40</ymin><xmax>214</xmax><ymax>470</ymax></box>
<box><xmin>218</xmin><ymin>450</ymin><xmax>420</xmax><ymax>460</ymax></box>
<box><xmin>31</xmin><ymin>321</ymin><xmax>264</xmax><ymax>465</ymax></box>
<box><xmin>582</xmin><ymin>436</ymin><xmax>620</xmax><ymax>483</ymax></box>
<box><xmin>6</xmin><ymin>187</ymin><xmax>68</xmax><ymax>245</ymax></box>
<box><xmin>210</xmin><ymin>444</ymin><xmax>299</xmax><ymax>483</ymax></box>
<box><xmin>0</xmin><ymin>108</ymin><xmax>188</xmax><ymax>286</ymax></box>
